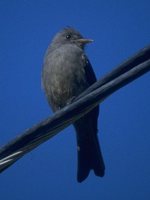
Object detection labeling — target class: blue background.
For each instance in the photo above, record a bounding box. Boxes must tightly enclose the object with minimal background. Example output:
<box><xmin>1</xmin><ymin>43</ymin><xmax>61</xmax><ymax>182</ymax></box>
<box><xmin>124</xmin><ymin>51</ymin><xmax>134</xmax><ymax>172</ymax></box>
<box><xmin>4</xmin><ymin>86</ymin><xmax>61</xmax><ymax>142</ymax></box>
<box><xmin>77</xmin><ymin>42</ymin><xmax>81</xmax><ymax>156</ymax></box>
<box><xmin>0</xmin><ymin>0</ymin><xmax>150</xmax><ymax>199</ymax></box>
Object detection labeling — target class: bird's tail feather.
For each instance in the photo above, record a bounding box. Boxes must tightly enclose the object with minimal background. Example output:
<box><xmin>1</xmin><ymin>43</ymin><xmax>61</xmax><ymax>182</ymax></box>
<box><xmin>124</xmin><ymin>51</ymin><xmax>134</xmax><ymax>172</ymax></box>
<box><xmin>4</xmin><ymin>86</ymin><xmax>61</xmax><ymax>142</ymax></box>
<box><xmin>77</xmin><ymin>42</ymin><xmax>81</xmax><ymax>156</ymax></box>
<box><xmin>77</xmin><ymin>133</ymin><xmax>105</xmax><ymax>182</ymax></box>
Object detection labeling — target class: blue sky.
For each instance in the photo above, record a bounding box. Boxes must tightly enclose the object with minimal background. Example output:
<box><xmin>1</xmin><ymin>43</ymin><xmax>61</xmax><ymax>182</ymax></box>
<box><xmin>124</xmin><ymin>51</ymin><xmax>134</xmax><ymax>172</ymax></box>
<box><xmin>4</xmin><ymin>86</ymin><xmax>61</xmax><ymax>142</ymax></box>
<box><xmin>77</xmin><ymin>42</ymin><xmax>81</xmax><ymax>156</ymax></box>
<box><xmin>0</xmin><ymin>0</ymin><xmax>150</xmax><ymax>199</ymax></box>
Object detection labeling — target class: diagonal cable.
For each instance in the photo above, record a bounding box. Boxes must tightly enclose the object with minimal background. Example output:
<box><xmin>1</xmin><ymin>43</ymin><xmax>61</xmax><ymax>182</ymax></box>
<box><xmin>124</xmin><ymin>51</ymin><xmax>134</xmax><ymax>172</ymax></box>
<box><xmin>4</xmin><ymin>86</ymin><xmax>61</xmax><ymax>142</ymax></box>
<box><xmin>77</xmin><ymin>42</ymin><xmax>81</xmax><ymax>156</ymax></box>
<box><xmin>0</xmin><ymin>45</ymin><xmax>150</xmax><ymax>173</ymax></box>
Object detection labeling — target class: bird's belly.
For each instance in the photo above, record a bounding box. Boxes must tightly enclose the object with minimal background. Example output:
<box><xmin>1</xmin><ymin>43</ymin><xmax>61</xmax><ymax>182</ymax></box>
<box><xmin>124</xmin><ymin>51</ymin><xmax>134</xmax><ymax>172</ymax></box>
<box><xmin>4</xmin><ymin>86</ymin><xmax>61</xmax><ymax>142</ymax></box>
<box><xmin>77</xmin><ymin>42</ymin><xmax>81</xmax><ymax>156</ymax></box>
<box><xmin>49</xmin><ymin>68</ymin><xmax>88</xmax><ymax>110</ymax></box>
<box><xmin>43</xmin><ymin>45</ymin><xmax>89</xmax><ymax>111</ymax></box>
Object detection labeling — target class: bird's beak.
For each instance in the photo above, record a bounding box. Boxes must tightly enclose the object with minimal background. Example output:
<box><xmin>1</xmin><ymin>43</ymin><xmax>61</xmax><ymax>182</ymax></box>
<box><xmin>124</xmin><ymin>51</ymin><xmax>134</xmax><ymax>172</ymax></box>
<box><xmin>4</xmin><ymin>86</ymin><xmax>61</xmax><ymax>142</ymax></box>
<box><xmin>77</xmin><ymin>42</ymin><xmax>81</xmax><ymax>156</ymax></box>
<box><xmin>76</xmin><ymin>38</ymin><xmax>94</xmax><ymax>44</ymax></box>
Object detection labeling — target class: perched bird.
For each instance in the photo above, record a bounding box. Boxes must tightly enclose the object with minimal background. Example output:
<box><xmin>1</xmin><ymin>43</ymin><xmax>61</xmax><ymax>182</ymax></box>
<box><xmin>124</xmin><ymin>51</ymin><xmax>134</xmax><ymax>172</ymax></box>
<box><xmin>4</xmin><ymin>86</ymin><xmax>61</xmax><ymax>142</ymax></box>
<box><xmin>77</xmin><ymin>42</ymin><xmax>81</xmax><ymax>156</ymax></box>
<box><xmin>42</xmin><ymin>27</ymin><xmax>105</xmax><ymax>182</ymax></box>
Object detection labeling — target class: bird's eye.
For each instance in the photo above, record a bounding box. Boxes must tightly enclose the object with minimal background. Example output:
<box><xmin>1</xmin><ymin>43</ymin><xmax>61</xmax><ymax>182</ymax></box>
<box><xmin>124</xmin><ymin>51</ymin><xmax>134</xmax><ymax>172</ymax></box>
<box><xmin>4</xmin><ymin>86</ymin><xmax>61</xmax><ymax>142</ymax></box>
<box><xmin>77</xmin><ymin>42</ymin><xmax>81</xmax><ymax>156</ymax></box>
<box><xmin>66</xmin><ymin>34</ymin><xmax>71</xmax><ymax>39</ymax></box>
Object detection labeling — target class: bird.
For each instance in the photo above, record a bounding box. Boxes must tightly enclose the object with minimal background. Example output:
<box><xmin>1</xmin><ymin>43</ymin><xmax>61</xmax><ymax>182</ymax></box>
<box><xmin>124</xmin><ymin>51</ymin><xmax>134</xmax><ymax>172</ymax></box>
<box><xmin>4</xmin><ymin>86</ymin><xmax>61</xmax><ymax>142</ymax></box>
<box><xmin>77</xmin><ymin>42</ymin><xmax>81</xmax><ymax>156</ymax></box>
<box><xmin>42</xmin><ymin>27</ymin><xmax>105</xmax><ymax>182</ymax></box>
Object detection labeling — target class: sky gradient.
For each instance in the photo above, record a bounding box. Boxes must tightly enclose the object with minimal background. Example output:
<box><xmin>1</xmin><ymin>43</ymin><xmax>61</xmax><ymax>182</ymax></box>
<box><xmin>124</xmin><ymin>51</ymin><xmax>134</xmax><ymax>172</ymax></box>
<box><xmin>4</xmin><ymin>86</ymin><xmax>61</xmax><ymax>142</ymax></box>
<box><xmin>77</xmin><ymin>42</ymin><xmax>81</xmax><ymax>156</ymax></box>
<box><xmin>0</xmin><ymin>0</ymin><xmax>150</xmax><ymax>199</ymax></box>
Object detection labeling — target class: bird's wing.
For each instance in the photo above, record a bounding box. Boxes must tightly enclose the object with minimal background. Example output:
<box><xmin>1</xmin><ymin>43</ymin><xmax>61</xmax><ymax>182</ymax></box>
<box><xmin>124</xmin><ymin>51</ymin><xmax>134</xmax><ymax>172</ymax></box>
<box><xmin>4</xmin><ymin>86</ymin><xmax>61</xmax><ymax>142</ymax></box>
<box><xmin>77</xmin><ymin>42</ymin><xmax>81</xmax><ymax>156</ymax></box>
<box><xmin>82</xmin><ymin>54</ymin><xmax>97</xmax><ymax>85</ymax></box>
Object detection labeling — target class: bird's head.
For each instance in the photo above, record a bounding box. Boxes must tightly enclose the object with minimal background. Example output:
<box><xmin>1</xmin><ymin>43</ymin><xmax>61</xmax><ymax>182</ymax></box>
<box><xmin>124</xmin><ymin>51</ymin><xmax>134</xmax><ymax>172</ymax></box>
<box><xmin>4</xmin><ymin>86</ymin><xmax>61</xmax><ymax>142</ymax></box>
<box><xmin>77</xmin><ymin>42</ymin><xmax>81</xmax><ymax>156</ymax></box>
<box><xmin>51</xmin><ymin>27</ymin><xmax>93</xmax><ymax>49</ymax></box>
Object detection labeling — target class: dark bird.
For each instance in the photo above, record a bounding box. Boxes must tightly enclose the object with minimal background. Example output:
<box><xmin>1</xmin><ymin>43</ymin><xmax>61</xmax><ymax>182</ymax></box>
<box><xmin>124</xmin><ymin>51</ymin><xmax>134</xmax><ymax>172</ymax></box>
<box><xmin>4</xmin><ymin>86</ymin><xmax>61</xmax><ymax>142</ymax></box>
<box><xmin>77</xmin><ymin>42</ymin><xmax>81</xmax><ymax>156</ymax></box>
<box><xmin>42</xmin><ymin>27</ymin><xmax>105</xmax><ymax>182</ymax></box>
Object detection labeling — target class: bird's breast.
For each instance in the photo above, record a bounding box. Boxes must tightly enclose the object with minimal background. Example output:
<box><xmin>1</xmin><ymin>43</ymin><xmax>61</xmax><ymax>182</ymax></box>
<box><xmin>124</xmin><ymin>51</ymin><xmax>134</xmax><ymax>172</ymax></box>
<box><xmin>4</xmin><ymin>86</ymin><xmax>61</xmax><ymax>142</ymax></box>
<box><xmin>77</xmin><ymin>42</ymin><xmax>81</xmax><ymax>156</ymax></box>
<box><xmin>42</xmin><ymin>45</ymin><xmax>89</xmax><ymax>110</ymax></box>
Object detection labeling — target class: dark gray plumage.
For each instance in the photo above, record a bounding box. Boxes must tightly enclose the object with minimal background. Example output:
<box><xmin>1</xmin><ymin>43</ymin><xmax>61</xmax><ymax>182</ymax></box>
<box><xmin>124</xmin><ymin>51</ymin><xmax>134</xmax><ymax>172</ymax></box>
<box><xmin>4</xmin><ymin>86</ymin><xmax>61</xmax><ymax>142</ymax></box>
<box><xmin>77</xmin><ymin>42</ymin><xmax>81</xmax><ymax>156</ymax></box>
<box><xmin>42</xmin><ymin>27</ymin><xmax>105</xmax><ymax>182</ymax></box>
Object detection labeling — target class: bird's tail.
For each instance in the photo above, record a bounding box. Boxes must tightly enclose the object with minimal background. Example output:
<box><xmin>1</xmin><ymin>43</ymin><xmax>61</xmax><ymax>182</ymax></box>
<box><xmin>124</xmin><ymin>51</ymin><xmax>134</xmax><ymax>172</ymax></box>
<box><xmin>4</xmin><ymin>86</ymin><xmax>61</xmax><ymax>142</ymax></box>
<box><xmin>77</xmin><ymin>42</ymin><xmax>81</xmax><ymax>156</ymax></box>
<box><xmin>74</xmin><ymin>120</ymin><xmax>105</xmax><ymax>182</ymax></box>
<box><xmin>77</xmin><ymin>133</ymin><xmax>105</xmax><ymax>182</ymax></box>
